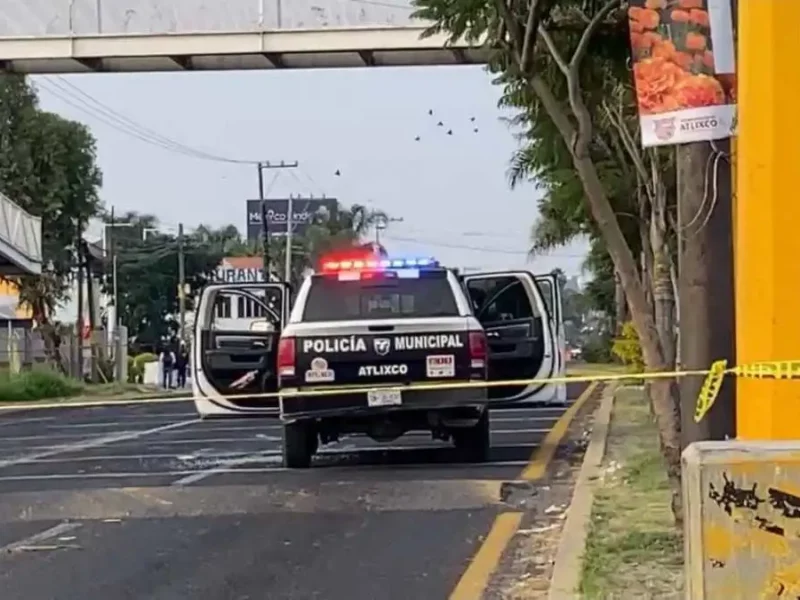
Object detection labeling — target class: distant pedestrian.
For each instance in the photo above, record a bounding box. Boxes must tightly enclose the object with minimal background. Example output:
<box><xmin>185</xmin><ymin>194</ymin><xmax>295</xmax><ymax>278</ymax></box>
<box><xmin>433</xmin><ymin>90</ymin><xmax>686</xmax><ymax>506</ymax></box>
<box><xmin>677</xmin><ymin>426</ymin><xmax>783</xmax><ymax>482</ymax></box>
<box><xmin>176</xmin><ymin>343</ymin><xmax>189</xmax><ymax>388</ymax></box>
<box><xmin>159</xmin><ymin>347</ymin><xmax>176</xmax><ymax>388</ymax></box>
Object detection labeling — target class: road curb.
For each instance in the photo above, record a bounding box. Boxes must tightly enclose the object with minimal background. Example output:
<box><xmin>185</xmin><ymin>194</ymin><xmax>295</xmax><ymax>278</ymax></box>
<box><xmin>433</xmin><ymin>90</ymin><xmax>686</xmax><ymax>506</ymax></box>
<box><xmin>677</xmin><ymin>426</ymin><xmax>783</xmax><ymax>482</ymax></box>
<box><xmin>547</xmin><ymin>382</ymin><xmax>616</xmax><ymax>600</ymax></box>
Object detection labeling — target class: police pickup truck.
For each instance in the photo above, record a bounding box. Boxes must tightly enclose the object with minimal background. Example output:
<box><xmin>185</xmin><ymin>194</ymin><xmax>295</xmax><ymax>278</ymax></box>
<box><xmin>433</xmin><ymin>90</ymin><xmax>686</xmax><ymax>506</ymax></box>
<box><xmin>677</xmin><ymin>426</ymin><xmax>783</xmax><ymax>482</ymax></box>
<box><xmin>190</xmin><ymin>254</ymin><xmax>566</xmax><ymax>469</ymax></box>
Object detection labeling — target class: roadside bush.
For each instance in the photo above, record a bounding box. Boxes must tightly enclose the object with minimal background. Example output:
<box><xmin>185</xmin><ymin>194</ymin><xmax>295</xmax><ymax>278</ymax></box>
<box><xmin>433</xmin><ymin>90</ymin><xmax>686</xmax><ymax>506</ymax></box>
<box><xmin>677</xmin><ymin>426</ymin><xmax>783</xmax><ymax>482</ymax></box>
<box><xmin>0</xmin><ymin>369</ymin><xmax>84</xmax><ymax>402</ymax></box>
<box><xmin>611</xmin><ymin>321</ymin><xmax>644</xmax><ymax>373</ymax></box>
<box><xmin>130</xmin><ymin>352</ymin><xmax>158</xmax><ymax>384</ymax></box>
<box><xmin>127</xmin><ymin>356</ymin><xmax>139</xmax><ymax>383</ymax></box>
<box><xmin>582</xmin><ymin>332</ymin><xmax>615</xmax><ymax>363</ymax></box>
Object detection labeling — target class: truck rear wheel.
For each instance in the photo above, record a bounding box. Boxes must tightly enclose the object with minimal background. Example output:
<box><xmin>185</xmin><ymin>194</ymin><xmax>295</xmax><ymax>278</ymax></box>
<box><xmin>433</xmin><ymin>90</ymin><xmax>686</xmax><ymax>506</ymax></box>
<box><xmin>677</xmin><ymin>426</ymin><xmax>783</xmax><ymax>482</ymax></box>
<box><xmin>452</xmin><ymin>409</ymin><xmax>490</xmax><ymax>462</ymax></box>
<box><xmin>283</xmin><ymin>421</ymin><xmax>315</xmax><ymax>469</ymax></box>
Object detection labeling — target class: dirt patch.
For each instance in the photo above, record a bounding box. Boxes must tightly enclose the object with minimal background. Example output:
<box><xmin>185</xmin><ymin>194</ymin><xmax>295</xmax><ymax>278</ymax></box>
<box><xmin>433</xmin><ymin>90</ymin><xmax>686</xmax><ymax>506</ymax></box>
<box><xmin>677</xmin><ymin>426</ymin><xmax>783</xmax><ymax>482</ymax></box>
<box><xmin>486</xmin><ymin>384</ymin><xmax>602</xmax><ymax>599</ymax></box>
<box><xmin>579</xmin><ymin>385</ymin><xmax>683</xmax><ymax>599</ymax></box>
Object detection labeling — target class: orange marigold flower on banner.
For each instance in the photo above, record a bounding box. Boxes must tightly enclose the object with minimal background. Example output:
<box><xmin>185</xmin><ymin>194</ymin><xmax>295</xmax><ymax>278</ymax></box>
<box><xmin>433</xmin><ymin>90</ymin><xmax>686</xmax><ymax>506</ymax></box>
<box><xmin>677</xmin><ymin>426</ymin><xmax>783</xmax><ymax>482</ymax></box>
<box><xmin>674</xmin><ymin>51</ymin><xmax>693</xmax><ymax>69</ymax></box>
<box><xmin>633</xmin><ymin>32</ymin><xmax>656</xmax><ymax>52</ymax></box>
<box><xmin>629</xmin><ymin>6</ymin><xmax>644</xmax><ymax>20</ymax></box>
<box><xmin>686</xmin><ymin>32</ymin><xmax>707</xmax><ymax>51</ymax></box>
<box><xmin>644</xmin><ymin>31</ymin><xmax>663</xmax><ymax>45</ymax></box>
<box><xmin>629</xmin><ymin>18</ymin><xmax>645</xmax><ymax>33</ymax></box>
<box><xmin>638</xmin><ymin>8</ymin><xmax>661</xmax><ymax>29</ymax></box>
<box><xmin>716</xmin><ymin>73</ymin><xmax>737</xmax><ymax>102</ymax></box>
<box><xmin>674</xmin><ymin>74</ymin><xmax>725</xmax><ymax>109</ymax></box>
<box><xmin>671</xmin><ymin>9</ymin><xmax>690</xmax><ymax>23</ymax></box>
<box><xmin>652</xmin><ymin>39</ymin><xmax>677</xmax><ymax>60</ymax></box>
<box><xmin>702</xmin><ymin>50</ymin><xmax>715</xmax><ymax>69</ymax></box>
<box><xmin>645</xmin><ymin>0</ymin><xmax>665</xmax><ymax>9</ymax></box>
<box><xmin>630</xmin><ymin>32</ymin><xmax>647</xmax><ymax>52</ymax></box>
<box><xmin>633</xmin><ymin>57</ymin><xmax>691</xmax><ymax>114</ymax></box>
<box><xmin>689</xmin><ymin>8</ymin><xmax>710</xmax><ymax>27</ymax></box>
<box><xmin>678</xmin><ymin>0</ymin><xmax>703</xmax><ymax>8</ymax></box>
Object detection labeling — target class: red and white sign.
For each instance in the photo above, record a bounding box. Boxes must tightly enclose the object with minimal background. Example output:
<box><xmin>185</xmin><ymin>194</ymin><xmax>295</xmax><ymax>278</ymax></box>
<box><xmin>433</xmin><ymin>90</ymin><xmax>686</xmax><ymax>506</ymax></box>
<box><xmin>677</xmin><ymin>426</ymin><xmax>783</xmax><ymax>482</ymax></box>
<box><xmin>426</xmin><ymin>354</ymin><xmax>455</xmax><ymax>378</ymax></box>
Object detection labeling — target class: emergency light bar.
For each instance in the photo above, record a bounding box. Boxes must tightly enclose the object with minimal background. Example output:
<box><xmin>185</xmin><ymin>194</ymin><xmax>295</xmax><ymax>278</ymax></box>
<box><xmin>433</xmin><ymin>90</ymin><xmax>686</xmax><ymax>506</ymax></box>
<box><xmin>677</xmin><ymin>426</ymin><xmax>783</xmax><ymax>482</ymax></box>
<box><xmin>320</xmin><ymin>257</ymin><xmax>439</xmax><ymax>272</ymax></box>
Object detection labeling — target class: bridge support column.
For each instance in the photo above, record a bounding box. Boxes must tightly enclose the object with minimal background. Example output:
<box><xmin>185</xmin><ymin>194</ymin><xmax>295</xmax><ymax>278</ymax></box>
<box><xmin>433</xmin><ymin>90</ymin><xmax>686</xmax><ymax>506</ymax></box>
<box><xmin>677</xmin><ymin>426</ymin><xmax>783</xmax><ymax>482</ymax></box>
<box><xmin>735</xmin><ymin>0</ymin><xmax>800</xmax><ymax>439</ymax></box>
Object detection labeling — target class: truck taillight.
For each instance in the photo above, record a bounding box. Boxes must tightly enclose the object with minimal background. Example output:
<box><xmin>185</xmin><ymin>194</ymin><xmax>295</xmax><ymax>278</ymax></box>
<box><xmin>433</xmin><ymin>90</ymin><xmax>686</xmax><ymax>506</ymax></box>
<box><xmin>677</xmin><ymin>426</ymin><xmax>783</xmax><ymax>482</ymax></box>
<box><xmin>277</xmin><ymin>336</ymin><xmax>296</xmax><ymax>378</ymax></box>
<box><xmin>468</xmin><ymin>330</ymin><xmax>487</xmax><ymax>370</ymax></box>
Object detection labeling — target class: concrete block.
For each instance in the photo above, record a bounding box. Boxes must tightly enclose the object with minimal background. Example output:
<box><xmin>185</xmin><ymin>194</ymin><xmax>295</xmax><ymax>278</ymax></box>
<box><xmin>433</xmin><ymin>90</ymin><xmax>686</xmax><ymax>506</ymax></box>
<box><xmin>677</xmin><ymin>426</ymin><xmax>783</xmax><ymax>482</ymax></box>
<box><xmin>683</xmin><ymin>441</ymin><xmax>800</xmax><ymax>599</ymax></box>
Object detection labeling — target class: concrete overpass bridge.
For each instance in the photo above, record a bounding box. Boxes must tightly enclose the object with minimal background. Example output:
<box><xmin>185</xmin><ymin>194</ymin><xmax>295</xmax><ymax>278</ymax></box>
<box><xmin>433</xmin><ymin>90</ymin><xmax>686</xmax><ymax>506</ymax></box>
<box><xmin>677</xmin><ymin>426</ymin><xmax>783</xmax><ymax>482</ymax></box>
<box><xmin>0</xmin><ymin>0</ymin><xmax>488</xmax><ymax>73</ymax></box>
<box><xmin>0</xmin><ymin>192</ymin><xmax>42</xmax><ymax>276</ymax></box>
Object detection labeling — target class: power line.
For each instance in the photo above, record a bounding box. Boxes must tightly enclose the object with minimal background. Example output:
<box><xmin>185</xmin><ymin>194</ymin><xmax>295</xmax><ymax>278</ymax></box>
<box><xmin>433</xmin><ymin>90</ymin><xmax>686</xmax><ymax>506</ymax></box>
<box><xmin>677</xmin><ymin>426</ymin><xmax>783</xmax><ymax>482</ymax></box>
<box><xmin>37</xmin><ymin>77</ymin><xmax>260</xmax><ymax>165</ymax></box>
<box><xmin>349</xmin><ymin>0</ymin><xmax>414</xmax><ymax>10</ymax></box>
<box><xmin>383</xmin><ymin>234</ymin><xmax>586</xmax><ymax>257</ymax></box>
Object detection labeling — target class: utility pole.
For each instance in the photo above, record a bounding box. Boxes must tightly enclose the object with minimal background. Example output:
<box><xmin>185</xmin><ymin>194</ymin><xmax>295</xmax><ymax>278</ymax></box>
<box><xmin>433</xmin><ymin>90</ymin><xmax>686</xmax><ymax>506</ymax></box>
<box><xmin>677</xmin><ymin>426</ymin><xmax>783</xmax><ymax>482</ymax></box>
<box><xmin>374</xmin><ymin>215</ymin><xmax>404</xmax><ymax>246</ymax></box>
<box><xmin>256</xmin><ymin>160</ymin><xmax>299</xmax><ymax>282</ymax></box>
<box><xmin>76</xmin><ymin>218</ymin><xmax>85</xmax><ymax>379</ymax></box>
<box><xmin>177</xmin><ymin>222</ymin><xmax>186</xmax><ymax>342</ymax></box>
<box><xmin>108</xmin><ymin>206</ymin><xmax>117</xmax><ymax>334</ymax></box>
<box><xmin>284</xmin><ymin>194</ymin><xmax>294</xmax><ymax>283</ymax></box>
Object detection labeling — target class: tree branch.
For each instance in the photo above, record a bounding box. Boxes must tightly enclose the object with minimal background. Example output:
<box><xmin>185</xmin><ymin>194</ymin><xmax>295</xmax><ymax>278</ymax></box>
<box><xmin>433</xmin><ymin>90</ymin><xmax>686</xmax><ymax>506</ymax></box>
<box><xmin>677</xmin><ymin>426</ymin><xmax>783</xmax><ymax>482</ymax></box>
<box><xmin>519</xmin><ymin>0</ymin><xmax>541</xmax><ymax>73</ymax></box>
<box><xmin>568</xmin><ymin>0</ymin><xmax>621</xmax><ymax>71</ymax></box>
<box><xmin>537</xmin><ymin>25</ymin><xmax>569</xmax><ymax>76</ymax></box>
<box><xmin>528</xmin><ymin>74</ymin><xmax>576</xmax><ymax>144</ymax></box>
<box><xmin>561</xmin><ymin>0</ymin><xmax>622</xmax><ymax>158</ymax></box>
<box><xmin>493</xmin><ymin>0</ymin><xmax>523</xmax><ymax>55</ymax></box>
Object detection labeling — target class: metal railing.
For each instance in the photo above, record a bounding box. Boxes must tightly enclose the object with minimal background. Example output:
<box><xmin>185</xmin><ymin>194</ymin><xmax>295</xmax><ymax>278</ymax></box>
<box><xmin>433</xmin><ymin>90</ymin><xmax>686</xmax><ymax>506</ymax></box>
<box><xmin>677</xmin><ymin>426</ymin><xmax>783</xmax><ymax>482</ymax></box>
<box><xmin>0</xmin><ymin>0</ymin><xmax>418</xmax><ymax>37</ymax></box>
<box><xmin>0</xmin><ymin>192</ymin><xmax>42</xmax><ymax>274</ymax></box>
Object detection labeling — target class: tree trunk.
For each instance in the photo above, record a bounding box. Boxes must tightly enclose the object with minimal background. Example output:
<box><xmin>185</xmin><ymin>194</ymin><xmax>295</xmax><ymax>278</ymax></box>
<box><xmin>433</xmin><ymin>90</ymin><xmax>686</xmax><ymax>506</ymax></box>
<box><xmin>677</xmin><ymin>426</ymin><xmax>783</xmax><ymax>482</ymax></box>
<box><xmin>613</xmin><ymin>270</ymin><xmax>627</xmax><ymax>335</ymax></box>
<box><xmin>572</xmin><ymin>153</ymin><xmax>683</xmax><ymax>522</ymax></box>
<box><xmin>677</xmin><ymin>141</ymin><xmax>736</xmax><ymax>446</ymax></box>
<box><xmin>650</xmin><ymin>159</ymin><xmax>677</xmax><ymax>368</ymax></box>
<box><xmin>528</xmin><ymin>74</ymin><xmax>683</xmax><ymax>523</ymax></box>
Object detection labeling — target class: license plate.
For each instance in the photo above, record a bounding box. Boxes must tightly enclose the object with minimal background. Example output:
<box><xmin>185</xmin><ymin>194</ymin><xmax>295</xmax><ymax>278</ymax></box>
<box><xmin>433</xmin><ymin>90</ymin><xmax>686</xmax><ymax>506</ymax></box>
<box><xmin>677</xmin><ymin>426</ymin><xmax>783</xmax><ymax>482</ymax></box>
<box><xmin>367</xmin><ymin>389</ymin><xmax>402</xmax><ymax>407</ymax></box>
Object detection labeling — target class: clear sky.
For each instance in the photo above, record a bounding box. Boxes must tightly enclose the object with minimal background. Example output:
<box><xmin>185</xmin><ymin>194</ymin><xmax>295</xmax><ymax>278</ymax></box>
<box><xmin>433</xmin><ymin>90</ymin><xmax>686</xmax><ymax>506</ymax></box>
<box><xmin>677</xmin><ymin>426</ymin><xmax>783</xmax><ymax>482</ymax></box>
<box><xmin>30</xmin><ymin>66</ymin><xmax>588</xmax><ymax>276</ymax></box>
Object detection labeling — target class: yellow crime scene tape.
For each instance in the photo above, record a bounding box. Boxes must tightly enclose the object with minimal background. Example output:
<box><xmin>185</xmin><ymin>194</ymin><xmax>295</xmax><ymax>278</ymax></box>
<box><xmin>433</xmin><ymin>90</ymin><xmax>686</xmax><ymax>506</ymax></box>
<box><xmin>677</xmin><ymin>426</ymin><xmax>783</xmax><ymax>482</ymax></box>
<box><xmin>4</xmin><ymin>359</ymin><xmax>800</xmax><ymax>416</ymax></box>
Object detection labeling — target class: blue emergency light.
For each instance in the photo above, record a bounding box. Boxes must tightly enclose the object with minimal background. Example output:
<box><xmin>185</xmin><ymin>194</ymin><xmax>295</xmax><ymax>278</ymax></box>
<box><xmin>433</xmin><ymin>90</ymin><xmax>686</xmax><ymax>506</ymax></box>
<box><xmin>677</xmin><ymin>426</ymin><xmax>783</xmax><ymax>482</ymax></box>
<box><xmin>321</xmin><ymin>257</ymin><xmax>440</xmax><ymax>272</ymax></box>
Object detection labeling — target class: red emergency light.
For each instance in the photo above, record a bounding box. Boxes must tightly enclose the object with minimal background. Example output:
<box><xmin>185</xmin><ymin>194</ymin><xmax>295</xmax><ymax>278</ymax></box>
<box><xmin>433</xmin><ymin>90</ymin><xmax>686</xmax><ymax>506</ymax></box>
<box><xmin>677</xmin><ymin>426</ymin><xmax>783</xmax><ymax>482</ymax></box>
<box><xmin>320</xmin><ymin>256</ymin><xmax>439</xmax><ymax>272</ymax></box>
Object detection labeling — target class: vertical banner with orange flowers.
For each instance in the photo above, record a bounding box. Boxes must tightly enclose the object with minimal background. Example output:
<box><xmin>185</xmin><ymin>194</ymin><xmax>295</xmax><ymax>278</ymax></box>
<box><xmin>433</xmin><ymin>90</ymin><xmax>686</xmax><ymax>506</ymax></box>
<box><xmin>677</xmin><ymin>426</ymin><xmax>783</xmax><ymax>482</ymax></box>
<box><xmin>628</xmin><ymin>0</ymin><xmax>736</xmax><ymax>147</ymax></box>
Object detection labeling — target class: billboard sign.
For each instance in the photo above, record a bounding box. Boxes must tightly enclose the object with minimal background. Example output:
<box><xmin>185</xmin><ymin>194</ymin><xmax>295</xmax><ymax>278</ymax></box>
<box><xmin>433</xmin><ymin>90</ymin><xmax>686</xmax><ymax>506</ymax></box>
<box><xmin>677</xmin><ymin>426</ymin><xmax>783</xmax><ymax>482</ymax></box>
<box><xmin>627</xmin><ymin>0</ymin><xmax>736</xmax><ymax>147</ymax></box>
<box><xmin>246</xmin><ymin>198</ymin><xmax>338</xmax><ymax>242</ymax></box>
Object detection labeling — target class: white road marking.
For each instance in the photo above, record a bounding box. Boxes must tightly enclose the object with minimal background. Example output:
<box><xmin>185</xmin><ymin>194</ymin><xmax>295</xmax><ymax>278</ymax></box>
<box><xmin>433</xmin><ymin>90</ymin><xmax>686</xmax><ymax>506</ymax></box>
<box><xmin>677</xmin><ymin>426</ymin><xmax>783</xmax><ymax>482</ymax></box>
<box><xmin>0</xmin><ymin>468</ymin><xmax>285</xmax><ymax>482</ymax></box>
<box><xmin>491</xmin><ymin>416</ymin><xmax>560</xmax><ymax>423</ymax></box>
<box><xmin>1</xmin><ymin>522</ymin><xmax>82</xmax><ymax>553</ymax></box>
<box><xmin>318</xmin><ymin>442</ymin><xmax>533</xmax><ymax>453</ymax></box>
<box><xmin>52</xmin><ymin>422</ymin><xmax>279</xmax><ymax>432</ymax></box>
<box><xmin>0</xmin><ymin>419</ymin><xmax>200</xmax><ymax>469</ymax></box>
<box><xmin>494</xmin><ymin>406</ymin><xmax>572</xmax><ymax>415</ymax></box>
<box><xmin>491</xmin><ymin>428</ymin><xmax>550</xmax><ymax>435</ymax></box>
<box><xmin>133</xmin><ymin>436</ymin><xmax>282</xmax><ymax>446</ymax></box>
<box><xmin>0</xmin><ymin>416</ymin><xmax>56</xmax><ymax>427</ymax></box>
<box><xmin>172</xmin><ymin>453</ymin><xmax>277</xmax><ymax>486</ymax></box>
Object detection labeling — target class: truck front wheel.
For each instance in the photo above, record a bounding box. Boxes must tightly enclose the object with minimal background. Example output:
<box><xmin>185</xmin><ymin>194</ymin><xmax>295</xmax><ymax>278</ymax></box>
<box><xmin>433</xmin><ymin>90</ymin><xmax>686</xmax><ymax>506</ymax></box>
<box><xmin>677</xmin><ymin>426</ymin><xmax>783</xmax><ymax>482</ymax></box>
<box><xmin>283</xmin><ymin>421</ymin><xmax>315</xmax><ymax>468</ymax></box>
<box><xmin>451</xmin><ymin>409</ymin><xmax>490</xmax><ymax>462</ymax></box>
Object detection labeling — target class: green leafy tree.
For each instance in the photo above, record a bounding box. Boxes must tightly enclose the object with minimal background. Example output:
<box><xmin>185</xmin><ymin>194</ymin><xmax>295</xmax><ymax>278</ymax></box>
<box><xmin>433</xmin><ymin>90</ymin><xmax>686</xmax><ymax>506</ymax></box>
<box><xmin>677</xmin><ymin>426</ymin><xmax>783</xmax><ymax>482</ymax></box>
<box><xmin>108</xmin><ymin>214</ymin><xmax>225</xmax><ymax>347</ymax></box>
<box><xmin>0</xmin><ymin>75</ymin><xmax>103</xmax><ymax>359</ymax></box>
<box><xmin>412</xmin><ymin>0</ymin><xmax>683</xmax><ymax>521</ymax></box>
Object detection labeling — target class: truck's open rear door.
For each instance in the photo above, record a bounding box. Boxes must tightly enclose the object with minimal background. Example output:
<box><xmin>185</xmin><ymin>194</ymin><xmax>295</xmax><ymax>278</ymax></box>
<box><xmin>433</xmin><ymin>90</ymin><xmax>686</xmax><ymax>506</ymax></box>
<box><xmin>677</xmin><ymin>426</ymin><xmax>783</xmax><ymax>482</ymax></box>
<box><xmin>461</xmin><ymin>270</ymin><xmax>562</xmax><ymax>404</ymax></box>
<box><xmin>192</xmin><ymin>282</ymin><xmax>290</xmax><ymax>417</ymax></box>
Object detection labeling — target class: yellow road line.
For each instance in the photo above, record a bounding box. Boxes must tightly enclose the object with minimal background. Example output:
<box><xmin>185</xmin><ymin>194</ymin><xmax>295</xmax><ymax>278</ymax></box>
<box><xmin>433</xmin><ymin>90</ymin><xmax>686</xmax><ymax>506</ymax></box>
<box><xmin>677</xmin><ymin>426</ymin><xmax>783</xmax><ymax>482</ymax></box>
<box><xmin>448</xmin><ymin>383</ymin><xmax>601</xmax><ymax>599</ymax></box>
<box><xmin>448</xmin><ymin>511</ymin><xmax>524</xmax><ymax>600</ymax></box>
<box><xmin>519</xmin><ymin>381</ymin><xmax>600</xmax><ymax>481</ymax></box>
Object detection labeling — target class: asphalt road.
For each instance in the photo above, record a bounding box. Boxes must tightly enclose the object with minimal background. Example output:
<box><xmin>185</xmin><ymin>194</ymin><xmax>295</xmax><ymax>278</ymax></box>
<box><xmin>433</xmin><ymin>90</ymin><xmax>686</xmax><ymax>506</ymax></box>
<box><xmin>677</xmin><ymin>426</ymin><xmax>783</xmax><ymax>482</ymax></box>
<box><xmin>0</xmin><ymin>382</ymin><xmax>589</xmax><ymax>600</ymax></box>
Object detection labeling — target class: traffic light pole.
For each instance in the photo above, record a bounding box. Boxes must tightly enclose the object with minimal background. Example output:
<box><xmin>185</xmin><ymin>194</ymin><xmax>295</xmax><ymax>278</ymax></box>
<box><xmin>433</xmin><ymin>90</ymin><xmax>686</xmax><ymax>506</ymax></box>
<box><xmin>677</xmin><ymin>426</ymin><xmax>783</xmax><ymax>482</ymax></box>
<box><xmin>257</xmin><ymin>160</ymin><xmax>298</xmax><ymax>282</ymax></box>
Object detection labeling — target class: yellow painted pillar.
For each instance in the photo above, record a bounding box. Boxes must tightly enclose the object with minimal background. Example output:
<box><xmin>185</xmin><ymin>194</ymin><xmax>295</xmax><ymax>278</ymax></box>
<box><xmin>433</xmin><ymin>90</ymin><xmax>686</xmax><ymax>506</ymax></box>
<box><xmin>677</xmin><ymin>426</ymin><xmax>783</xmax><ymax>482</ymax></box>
<box><xmin>736</xmin><ymin>1</ymin><xmax>800</xmax><ymax>439</ymax></box>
